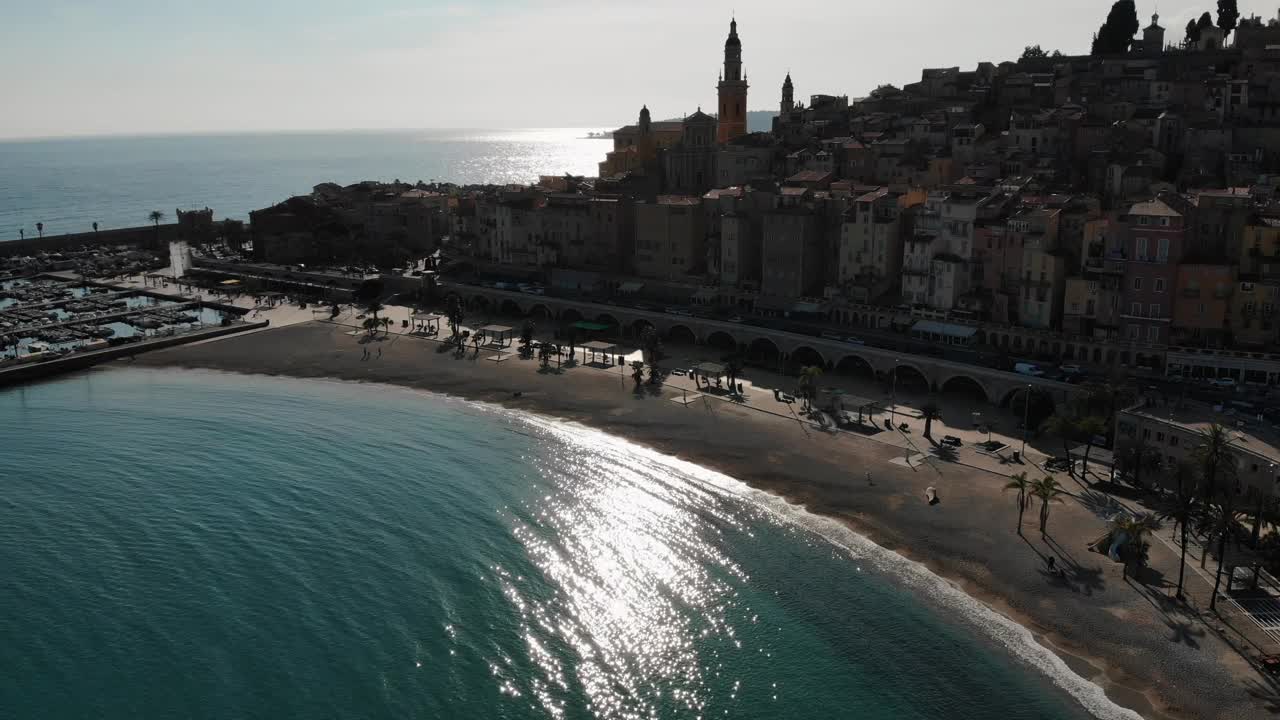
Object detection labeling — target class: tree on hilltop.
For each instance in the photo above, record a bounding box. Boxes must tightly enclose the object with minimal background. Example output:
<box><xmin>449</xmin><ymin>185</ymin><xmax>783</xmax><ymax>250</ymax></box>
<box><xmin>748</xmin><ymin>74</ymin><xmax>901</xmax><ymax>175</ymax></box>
<box><xmin>1021</xmin><ymin>45</ymin><xmax>1047</xmax><ymax>59</ymax></box>
<box><xmin>1218</xmin><ymin>0</ymin><xmax>1240</xmax><ymax>37</ymax></box>
<box><xmin>1186</xmin><ymin>18</ymin><xmax>1201</xmax><ymax>43</ymax></box>
<box><xmin>1091</xmin><ymin>0</ymin><xmax>1140</xmax><ymax>55</ymax></box>
<box><xmin>1197</xmin><ymin>11</ymin><xmax>1215</xmax><ymax>37</ymax></box>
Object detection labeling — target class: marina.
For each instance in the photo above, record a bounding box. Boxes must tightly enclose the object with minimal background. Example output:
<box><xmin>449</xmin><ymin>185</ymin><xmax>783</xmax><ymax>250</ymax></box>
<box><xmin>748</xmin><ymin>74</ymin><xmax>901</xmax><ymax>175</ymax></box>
<box><xmin>0</xmin><ymin>275</ymin><xmax>249</xmax><ymax>368</ymax></box>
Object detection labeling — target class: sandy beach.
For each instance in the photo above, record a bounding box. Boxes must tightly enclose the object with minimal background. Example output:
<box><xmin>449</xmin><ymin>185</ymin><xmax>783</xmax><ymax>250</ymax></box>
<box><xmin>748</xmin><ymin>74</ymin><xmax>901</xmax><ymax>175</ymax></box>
<box><xmin>129</xmin><ymin>320</ymin><xmax>1275</xmax><ymax>719</ymax></box>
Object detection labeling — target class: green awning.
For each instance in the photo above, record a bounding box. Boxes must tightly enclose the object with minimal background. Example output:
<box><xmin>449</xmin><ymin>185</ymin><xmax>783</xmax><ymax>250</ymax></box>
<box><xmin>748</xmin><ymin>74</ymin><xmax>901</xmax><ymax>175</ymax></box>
<box><xmin>572</xmin><ymin>321</ymin><xmax>611</xmax><ymax>331</ymax></box>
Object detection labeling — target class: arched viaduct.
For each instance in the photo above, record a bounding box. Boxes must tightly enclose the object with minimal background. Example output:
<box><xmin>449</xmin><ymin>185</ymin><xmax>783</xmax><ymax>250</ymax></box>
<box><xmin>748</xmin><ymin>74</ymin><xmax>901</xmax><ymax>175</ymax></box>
<box><xmin>443</xmin><ymin>284</ymin><xmax>1080</xmax><ymax>408</ymax></box>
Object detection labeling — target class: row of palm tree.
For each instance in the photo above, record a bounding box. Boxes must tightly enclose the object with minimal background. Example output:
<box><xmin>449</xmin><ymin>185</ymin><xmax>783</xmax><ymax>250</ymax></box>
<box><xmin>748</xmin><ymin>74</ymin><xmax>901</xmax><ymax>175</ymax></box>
<box><xmin>1004</xmin><ymin>472</ymin><xmax>1067</xmax><ymax>535</ymax></box>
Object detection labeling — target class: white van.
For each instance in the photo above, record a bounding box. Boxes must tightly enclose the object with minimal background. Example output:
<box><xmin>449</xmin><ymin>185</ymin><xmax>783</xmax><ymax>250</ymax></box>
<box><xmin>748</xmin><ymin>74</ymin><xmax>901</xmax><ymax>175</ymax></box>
<box><xmin>1014</xmin><ymin>362</ymin><xmax>1045</xmax><ymax>377</ymax></box>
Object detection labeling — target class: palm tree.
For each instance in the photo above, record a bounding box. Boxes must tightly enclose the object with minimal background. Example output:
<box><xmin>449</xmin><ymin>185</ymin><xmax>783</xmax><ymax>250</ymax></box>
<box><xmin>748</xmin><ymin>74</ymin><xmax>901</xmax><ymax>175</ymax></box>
<box><xmin>539</xmin><ymin>343</ymin><xmax>552</xmax><ymax>369</ymax></box>
<box><xmin>1031</xmin><ymin>475</ymin><xmax>1066</xmax><ymax>534</ymax></box>
<box><xmin>1195</xmin><ymin>424</ymin><xmax>1236</xmax><ymax>507</ymax></box>
<box><xmin>147</xmin><ymin>210</ymin><xmax>164</xmax><ymax>246</ymax></box>
<box><xmin>1075</xmin><ymin>415</ymin><xmax>1107</xmax><ymax>481</ymax></box>
<box><xmin>362</xmin><ymin>317</ymin><xmax>378</xmax><ymax>336</ymax></box>
<box><xmin>630</xmin><ymin>360</ymin><xmax>646</xmax><ymax>389</ymax></box>
<box><xmin>1207</xmin><ymin>486</ymin><xmax>1246</xmax><ymax>612</ymax></box>
<box><xmin>724</xmin><ymin>354</ymin><xmax>745</xmax><ymax>396</ymax></box>
<box><xmin>365</xmin><ymin>300</ymin><xmax>384</xmax><ymax>323</ymax></box>
<box><xmin>446</xmin><ymin>296</ymin><xmax>464</xmax><ymax>343</ymax></box>
<box><xmin>1158</xmin><ymin>462</ymin><xmax>1201</xmax><ymax>599</ymax></box>
<box><xmin>519</xmin><ymin>321</ymin><xmax>535</xmax><ymax>357</ymax></box>
<box><xmin>921</xmin><ymin>400</ymin><xmax>942</xmax><ymax>439</ymax></box>
<box><xmin>1117</xmin><ymin>439</ymin><xmax>1162</xmax><ymax>490</ymax></box>
<box><xmin>647</xmin><ymin>361</ymin><xmax>663</xmax><ymax>385</ymax></box>
<box><xmin>379</xmin><ymin>317</ymin><xmax>392</xmax><ymax>337</ymax></box>
<box><xmin>1004</xmin><ymin>472</ymin><xmax>1032</xmax><ymax>535</ymax></box>
<box><xmin>36</xmin><ymin>222</ymin><xmax>43</xmax><ymax>238</ymax></box>
<box><xmin>639</xmin><ymin>326</ymin><xmax>663</xmax><ymax>364</ymax></box>
<box><xmin>1111</xmin><ymin>511</ymin><xmax>1163</xmax><ymax>578</ymax></box>
<box><xmin>1041</xmin><ymin>413</ymin><xmax>1079</xmax><ymax>475</ymax></box>
<box><xmin>798</xmin><ymin>365</ymin><xmax>823</xmax><ymax>411</ymax></box>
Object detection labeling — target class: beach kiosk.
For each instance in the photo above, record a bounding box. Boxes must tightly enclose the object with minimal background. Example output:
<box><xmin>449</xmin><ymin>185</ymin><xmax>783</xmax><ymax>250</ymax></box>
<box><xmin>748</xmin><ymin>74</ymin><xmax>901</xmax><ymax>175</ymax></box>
<box><xmin>580</xmin><ymin>340</ymin><xmax>617</xmax><ymax>366</ymax></box>
<box><xmin>412</xmin><ymin>312</ymin><xmax>443</xmax><ymax>336</ymax></box>
<box><xmin>477</xmin><ymin>324</ymin><xmax>513</xmax><ymax>349</ymax></box>
<box><xmin>691</xmin><ymin>361</ymin><xmax>727</xmax><ymax>390</ymax></box>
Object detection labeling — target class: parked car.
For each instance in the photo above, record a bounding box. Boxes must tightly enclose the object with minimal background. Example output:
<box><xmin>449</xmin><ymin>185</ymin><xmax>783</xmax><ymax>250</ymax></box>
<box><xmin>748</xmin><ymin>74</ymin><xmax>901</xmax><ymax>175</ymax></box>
<box><xmin>727</xmin><ymin>315</ymin><xmax>744</xmax><ymax>323</ymax></box>
<box><xmin>941</xmin><ymin>435</ymin><xmax>962</xmax><ymax>446</ymax></box>
<box><xmin>843</xmin><ymin>336</ymin><xmax>866</xmax><ymax>345</ymax></box>
<box><xmin>1014</xmin><ymin>362</ymin><xmax>1045</xmax><ymax>377</ymax></box>
<box><xmin>1209</xmin><ymin>378</ymin><xmax>1237</xmax><ymax>388</ymax></box>
<box><xmin>1059</xmin><ymin>364</ymin><xmax>1082</xmax><ymax>374</ymax></box>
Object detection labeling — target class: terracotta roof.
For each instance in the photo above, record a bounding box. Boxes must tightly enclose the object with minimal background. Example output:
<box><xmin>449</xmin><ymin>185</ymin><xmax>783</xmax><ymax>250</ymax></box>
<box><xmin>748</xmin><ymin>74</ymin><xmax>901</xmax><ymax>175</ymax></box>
<box><xmin>1128</xmin><ymin>199</ymin><xmax>1181</xmax><ymax>217</ymax></box>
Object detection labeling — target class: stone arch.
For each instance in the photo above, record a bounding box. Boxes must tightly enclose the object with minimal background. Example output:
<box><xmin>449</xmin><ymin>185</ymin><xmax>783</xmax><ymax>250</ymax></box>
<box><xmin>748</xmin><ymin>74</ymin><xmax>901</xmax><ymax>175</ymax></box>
<box><xmin>468</xmin><ymin>294</ymin><xmax>490</xmax><ymax>311</ymax></box>
<box><xmin>889</xmin><ymin>363</ymin><xmax>931</xmax><ymax>394</ymax></box>
<box><xmin>789</xmin><ymin>345</ymin><xmax>827</xmax><ymax>370</ymax></box>
<box><xmin>834</xmin><ymin>354</ymin><xmax>875</xmax><ymax>378</ymax></box>
<box><xmin>940</xmin><ymin>374</ymin><xmax>990</xmax><ymax>404</ymax></box>
<box><xmin>443</xmin><ymin>291</ymin><xmax>464</xmax><ymax>308</ymax></box>
<box><xmin>595</xmin><ymin>313</ymin><xmax>621</xmax><ymax>331</ymax></box>
<box><xmin>527</xmin><ymin>304</ymin><xmax>553</xmax><ymax>321</ymax></box>
<box><xmin>561</xmin><ymin>307</ymin><xmax>584</xmax><ymax>325</ymax></box>
<box><xmin>500</xmin><ymin>299</ymin><xmax>523</xmax><ymax>317</ymax></box>
<box><xmin>706</xmin><ymin>330</ymin><xmax>737</xmax><ymax>351</ymax></box>
<box><xmin>632</xmin><ymin>318</ymin><xmax>655</xmax><ymax>338</ymax></box>
<box><xmin>667</xmin><ymin>324</ymin><xmax>698</xmax><ymax>345</ymax></box>
<box><xmin>747</xmin><ymin>337</ymin><xmax>781</xmax><ymax>366</ymax></box>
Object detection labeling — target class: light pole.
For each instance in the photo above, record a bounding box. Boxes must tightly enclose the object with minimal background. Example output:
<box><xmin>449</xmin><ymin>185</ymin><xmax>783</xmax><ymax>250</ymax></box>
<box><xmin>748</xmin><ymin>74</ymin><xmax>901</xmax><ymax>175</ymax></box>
<box><xmin>890</xmin><ymin>359</ymin><xmax>900</xmax><ymax>425</ymax></box>
<box><xmin>1020</xmin><ymin>383</ymin><xmax>1032</xmax><ymax>457</ymax></box>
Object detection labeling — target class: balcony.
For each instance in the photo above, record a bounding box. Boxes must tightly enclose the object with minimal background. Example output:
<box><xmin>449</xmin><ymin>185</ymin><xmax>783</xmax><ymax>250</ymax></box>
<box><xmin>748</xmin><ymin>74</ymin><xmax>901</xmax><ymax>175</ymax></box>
<box><xmin>1084</xmin><ymin>257</ymin><xmax>1125</xmax><ymax>274</ymax></box>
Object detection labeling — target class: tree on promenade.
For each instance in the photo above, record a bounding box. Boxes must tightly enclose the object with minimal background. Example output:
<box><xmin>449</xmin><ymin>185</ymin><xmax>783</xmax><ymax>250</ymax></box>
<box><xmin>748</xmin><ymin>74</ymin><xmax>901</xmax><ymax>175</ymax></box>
<box><xmin>1091</xmin><ymin>0</ymin><xmax>1140</xmax><ymax>54</ymax></box>
<box><xmin>1116</xmin><ymin>439</ymin><xmax>1162</xmax><ymax>490</ymax></box>
<box><xmin>630</xmin><ymin>360</ymin><xmax>645</xmax><ymax>389</ymax></box>
<box><xmin>1218</xmin><ymin>0</ymin><xmax>1240</xmax><ymax>37</ymax></box>
<box><xmin>446</xmin><ymin>295</ymin><xmax>464</xmax><ymax>343</ymax></box>
<box><xmin>379</xmin><ymin>317</ymin><xmax>391</xmax><ymax>337</ymax></box>
<box><xmin>1158</xmin><ymin>462</ymin><xmax>1201</xmax><ymax>599</ymax></box>
<box><xmin>365</xmin><ymin>300</ymin><xmax>384</xmax><ymax>323</ymax></box>
<box><xmin>724</xmin><ymin>354</ymin><xmax>745</xmax><ymax>397</ymax></box>
<box><xmin>798</xmin><ymin>365</ymin><xmax>823</xmax><ymax>412</ymax></box>
<box><xmin>36</xmin><ymin>222</ymin><xmax>44</xmax><ymax>238</ymax></box>
<box><xmin>1075</xmin><ymin>415</ymin><xmax>1107</xmax><ymax>482</ymax></box>
<box><xmin>1032</xmin><ymin>475</ymin><xmax>1066</xmax><ymax>534</ymax></box>
<box><xmin>1041</xmin><ymin>412</ymin><xmax>1080</xmax><ymax>475</ymax></box>
<box><xmin>1194</xmin><ymin>424</ymin><xmax>1236</xmax><ymax>507</ymax></box>
<box><xmin>147</xmin><ymin>210</ymin><xmax>164</xmax><ymax>246</ymax></box>
<box><xmin>1111</xmin><ymin>512</ymin><xmax>1162</xmax><ymax>578</ymax></box>
<box><xmin>640</xmin><ymin>326</ymin><xmax>663</xmax><ymax>366</ymax></box>
<box><xmin>1207</xmin><ymin>485</ymin><xmax>1246</xmax><ymax>612</ymax></box>
<box><xmin>921</xmin><ymin>400</ymin><xmax>942</xmax><ymax>439</ymax></box>
<box><xmin>519</xmin><ymin>321</ymin><xmax>535</xmax><ymax>358</ymax></box>
<box><xmin>1004</xmin><ymin>472</ymin><xmax>1032</xmax><ymax>535</ymax></box>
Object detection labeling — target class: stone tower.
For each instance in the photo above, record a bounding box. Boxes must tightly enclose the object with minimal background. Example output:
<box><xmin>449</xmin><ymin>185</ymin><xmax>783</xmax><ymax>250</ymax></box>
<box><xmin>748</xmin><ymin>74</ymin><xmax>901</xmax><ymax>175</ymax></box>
<box><xmin>1142</xmin><ymin>12</ymin><xmax>1165</xmax><ymax>54</ymax></box>
<box><xmin>780</xmin><ymin>72</ymin><xmax>794</xmax><ymax>114</ymax></box>
<box><xmin>717</xmin><ymin>18</ymin><xmax>749</xmax><ymax>144</ymax></box>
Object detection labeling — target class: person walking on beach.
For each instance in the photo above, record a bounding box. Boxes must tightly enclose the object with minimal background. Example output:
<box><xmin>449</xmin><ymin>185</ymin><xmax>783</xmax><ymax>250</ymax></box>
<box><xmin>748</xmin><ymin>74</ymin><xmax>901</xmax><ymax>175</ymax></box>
<box><xmin>377</xmin><ymin>347</ymin><xmax>382</xmax><ymax>359</ymax></box>
<box><xmin>865</xmin><ymin>470</ymin><xmax>874</xmax><ymax>486</ymax></box>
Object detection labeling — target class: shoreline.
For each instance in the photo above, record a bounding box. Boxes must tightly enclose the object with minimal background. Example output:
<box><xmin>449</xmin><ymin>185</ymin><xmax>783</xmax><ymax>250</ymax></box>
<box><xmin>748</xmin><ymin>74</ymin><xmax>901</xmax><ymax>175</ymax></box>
<box><xmin>126</xmin><ymin>321</ymin><xmax>1270</xmax><ymax>720</ymax></box>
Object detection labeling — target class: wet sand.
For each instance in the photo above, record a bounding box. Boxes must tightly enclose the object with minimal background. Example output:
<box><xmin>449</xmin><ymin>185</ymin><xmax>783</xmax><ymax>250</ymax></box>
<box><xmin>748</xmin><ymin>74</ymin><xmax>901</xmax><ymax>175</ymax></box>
<box><xmin>130</xmin><ymin>321</ymin><xmax>1273</xmax><ymax>720</ymax></box>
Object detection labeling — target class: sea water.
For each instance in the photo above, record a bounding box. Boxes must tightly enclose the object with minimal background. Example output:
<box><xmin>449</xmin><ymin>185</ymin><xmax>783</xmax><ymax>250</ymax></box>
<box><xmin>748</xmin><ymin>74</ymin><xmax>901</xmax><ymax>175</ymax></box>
<box><xmin>0</xmin><ymin>129</ymin><xmax>605</xmax><ymax>239</ymax></box>
<box><xmin>0</xmin><ymin>368</ymin><xmax>1136</xmax><ymax>719</ymax></box>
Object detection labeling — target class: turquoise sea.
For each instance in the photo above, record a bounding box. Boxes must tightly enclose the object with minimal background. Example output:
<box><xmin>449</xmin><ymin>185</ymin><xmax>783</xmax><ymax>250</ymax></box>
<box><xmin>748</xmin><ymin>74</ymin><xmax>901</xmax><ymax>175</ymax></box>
<box><xmin>0</xmin><ymin>368</ymin><xmax>1137</xmax><ymax>719</ymax></box>
<box><xmin>0</xmin><ymin>129</ymin><xmax>605</xmax><ymax>241</ymax></box>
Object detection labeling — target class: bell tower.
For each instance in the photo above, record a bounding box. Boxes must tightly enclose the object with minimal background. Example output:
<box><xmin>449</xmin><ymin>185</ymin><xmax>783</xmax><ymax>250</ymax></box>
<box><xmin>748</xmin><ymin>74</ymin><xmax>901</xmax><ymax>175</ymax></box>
<box><xmin>716</xmin><ymin>18</ymin><xmax>749</xmax><ymax>143</ymax></box>
<box><xmin>781</xmin><ymin>72</ymin><xmax>794</xmax><ymax>114</ymax></box>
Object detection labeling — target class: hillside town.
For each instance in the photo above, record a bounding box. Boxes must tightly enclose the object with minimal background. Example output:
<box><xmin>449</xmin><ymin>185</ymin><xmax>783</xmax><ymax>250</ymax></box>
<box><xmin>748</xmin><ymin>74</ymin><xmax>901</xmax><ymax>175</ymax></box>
<box><xmin>223</xmin><ymin>6</ymin><xmax>1280</xmax><ymax>392</ymax></box>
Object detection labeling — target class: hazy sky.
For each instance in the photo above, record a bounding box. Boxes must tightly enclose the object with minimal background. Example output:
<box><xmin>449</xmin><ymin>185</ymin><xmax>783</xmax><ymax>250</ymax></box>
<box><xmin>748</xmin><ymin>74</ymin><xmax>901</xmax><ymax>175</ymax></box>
<box><xmin>1</xmin><ymin>1</ymin><xmax>1271</xmax><ymax>139</ymax></box>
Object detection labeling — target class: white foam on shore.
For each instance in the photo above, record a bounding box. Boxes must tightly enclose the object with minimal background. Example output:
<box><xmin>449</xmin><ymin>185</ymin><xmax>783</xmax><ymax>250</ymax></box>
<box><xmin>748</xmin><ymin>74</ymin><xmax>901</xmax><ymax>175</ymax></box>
<box><xmin>513</xmin><ymin>411</ymin><xmax>1147</xmax><ymax>720</ymax></box>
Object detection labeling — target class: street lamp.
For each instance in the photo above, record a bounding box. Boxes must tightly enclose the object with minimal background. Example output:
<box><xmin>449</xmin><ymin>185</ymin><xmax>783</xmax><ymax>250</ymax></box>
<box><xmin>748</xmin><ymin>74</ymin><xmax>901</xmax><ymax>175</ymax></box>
<box><xmin>890</xmin><ymin>358</ymin><xmax>900</xmax><ymax>425</ymax></box>
<box><xmin>1020</xmin><ymin>383</ymin><xmax>1032</xmax><ymax>457</ymax></box>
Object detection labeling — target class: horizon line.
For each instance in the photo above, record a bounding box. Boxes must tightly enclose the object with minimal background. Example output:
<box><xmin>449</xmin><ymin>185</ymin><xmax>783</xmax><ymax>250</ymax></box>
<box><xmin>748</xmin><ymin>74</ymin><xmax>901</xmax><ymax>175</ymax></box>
<box><xmin>0</xmin><ymin>113</ymin><xmax>784</xmax><ymax>144</ymax></box>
